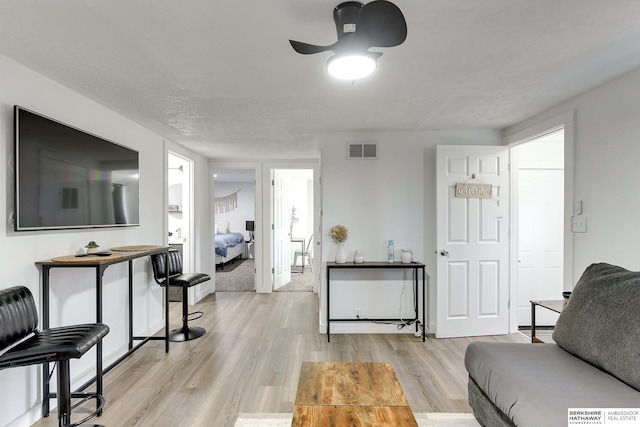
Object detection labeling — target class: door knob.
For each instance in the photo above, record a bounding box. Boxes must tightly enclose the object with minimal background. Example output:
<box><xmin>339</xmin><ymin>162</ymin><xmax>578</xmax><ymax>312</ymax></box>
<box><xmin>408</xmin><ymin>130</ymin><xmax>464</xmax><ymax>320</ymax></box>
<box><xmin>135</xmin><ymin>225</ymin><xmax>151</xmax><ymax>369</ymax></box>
<box><xmin>440</xmin><ymin>249</ymin><xmax>450</xmax><ymax>257</ymax></box>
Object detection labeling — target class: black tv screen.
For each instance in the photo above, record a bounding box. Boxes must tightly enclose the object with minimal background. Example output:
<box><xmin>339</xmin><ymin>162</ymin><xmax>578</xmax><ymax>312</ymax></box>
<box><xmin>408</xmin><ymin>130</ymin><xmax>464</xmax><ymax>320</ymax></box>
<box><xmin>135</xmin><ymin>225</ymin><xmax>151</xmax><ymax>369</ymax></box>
<box><xmin>14</xmin><ymin>106</ymin><xmax>140</xmax><ymax>231</ymax></box>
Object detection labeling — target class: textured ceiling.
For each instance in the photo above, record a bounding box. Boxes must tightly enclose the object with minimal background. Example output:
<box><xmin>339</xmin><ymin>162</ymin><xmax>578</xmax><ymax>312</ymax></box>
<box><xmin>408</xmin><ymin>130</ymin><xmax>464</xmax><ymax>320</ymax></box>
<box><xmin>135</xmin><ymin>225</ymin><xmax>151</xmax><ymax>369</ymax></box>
<box><xmin>1</xmin><ymin>1</ymin><xmax>640</xmax><ymax>160</ymax></box>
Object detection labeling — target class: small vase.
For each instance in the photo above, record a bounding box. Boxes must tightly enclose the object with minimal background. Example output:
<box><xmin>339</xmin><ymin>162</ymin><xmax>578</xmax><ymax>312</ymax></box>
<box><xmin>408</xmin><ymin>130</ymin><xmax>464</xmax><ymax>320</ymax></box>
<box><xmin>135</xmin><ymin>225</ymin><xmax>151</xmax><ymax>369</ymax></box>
<box><xmin>335</xmin><ymin>242</ymin><xmax>347</xmax><ymax>264</ymax></box>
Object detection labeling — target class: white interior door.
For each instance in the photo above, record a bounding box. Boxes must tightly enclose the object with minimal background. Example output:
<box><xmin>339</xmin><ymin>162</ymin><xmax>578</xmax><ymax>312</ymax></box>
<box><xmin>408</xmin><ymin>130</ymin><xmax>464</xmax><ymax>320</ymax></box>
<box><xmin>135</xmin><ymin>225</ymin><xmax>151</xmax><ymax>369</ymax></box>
<box><xmin>273</xmin><ymin>170</ymin><xmax>291</xmax><ymax>289</ymax></box>
<box><xmin>436</xmin><ymin>145</ymin><xmax>510</xmax><ymax>338</ymax></box>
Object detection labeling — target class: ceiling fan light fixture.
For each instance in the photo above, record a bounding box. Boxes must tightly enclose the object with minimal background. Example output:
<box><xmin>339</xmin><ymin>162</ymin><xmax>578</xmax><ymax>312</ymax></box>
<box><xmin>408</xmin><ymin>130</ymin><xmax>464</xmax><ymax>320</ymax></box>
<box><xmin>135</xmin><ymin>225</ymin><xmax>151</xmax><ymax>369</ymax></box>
<box><xmin>327</xmin><ymin>53</ymin><xmax>377</xmax><ymax>80</ymax></box>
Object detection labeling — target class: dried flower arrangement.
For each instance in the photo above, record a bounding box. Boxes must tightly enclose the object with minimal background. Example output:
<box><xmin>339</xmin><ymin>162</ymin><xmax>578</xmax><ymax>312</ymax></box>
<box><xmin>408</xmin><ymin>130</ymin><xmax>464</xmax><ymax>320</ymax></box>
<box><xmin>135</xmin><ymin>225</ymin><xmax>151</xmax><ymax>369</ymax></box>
<box><xmin>290</xmin><ymin>206</ymin><xmax>299</xmax><ymax>235</ymax></box>
<box><xmin>329</xmin><ymin>224</ymin><xmax>348</xmax><ymax>243</ymax></box>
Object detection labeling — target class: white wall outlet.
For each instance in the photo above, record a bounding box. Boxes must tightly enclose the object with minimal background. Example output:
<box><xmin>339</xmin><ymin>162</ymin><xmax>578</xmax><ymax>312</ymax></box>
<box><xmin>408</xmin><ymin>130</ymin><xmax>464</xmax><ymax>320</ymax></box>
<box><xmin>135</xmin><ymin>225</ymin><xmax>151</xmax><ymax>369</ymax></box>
<box><xmin>572</xmin><ymin>216</ymin><xmax>587</xmax><ymax>233</ymax></box>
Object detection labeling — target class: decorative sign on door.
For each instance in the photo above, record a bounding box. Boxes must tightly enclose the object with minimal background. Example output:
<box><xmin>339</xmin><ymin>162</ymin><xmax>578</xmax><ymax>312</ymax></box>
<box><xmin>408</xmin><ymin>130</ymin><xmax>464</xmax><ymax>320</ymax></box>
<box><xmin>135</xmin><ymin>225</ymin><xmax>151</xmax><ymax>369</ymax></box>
<box><xmin>455</xmin><ymin>183</ymin><xmax>492</xmax><ymax>199</ymax></box>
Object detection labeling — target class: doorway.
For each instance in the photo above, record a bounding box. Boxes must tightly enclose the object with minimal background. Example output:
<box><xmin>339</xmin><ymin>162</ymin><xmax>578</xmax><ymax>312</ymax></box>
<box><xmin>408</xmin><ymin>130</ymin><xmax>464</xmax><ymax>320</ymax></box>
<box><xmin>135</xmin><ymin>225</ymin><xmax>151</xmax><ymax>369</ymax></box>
<box><xmin>272</xmin><ymin>168</ymin><xmax>315</xmax><ymax>292</ymax></box>
<box><xmin>213</xmin><ymin>168</ymin><xmax>256</xmax><ymax>292</ymax></box>
<box><xmin>512</xmin><ymin>129</ymin><xmax>565</xmax><ymax>330</ymax></box>
<box><xmin>168</xmin><ymin>152</ymin><xmax>194</xmax><ymax>301</ymax></box>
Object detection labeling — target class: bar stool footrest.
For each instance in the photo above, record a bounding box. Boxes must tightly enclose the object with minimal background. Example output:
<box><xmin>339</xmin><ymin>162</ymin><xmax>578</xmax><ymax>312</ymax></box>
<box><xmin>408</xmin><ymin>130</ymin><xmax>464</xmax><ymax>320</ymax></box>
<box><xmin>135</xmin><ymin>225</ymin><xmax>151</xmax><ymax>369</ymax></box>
<box><xmin>186</xmin><ymin>311</ymin><xmax>203</xmax><ymax>322</ymax></box>
<box><xmin>67</xmin><ymin>393</ymin><xmax>105</xmax><ymax>427</ymax></box>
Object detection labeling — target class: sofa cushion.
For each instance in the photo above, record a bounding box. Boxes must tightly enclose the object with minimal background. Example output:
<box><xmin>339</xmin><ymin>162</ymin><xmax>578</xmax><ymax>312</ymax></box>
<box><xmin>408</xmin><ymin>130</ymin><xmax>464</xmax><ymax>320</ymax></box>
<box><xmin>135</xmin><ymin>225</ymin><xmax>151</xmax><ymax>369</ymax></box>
<box><xmin>465</xmin><ymin>342</ymin><xmax>640</xmax><ymax>427</ymax></box>
<box><xmin>552</xmin><ymin>263</ymin><xmax>640</xmax><ymax>391</ymax></box>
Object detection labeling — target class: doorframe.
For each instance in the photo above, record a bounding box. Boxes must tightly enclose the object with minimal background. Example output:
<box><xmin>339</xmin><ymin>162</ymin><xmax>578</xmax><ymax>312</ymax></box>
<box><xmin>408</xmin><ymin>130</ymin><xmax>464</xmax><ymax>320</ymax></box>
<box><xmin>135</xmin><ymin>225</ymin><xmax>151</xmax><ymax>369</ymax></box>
<box><xmin>505</xmin><ymin>111</ymin><xmax>575</xmax><ymax>333</ymax></box>
<box><xmin>168</xmin><ymin>152</ymin><xmax>193</xmax><ymax>268</ymax></box>
<box><xmin>209</xmin><ymin>161</ymin><xmax>263</xmax><ymax>292</ymax></box>
<box><xmin>265</xmin><ymin>160</ymin><xmax>321</xmax><ymax>294</ymax></box>
<box><xmin>166</xmin><ymin>149</ymin><xmax>196</xmax><ymax>302</ymax></box>
<box><xmin>207</xmin><ymin>160</ymin><xmax>321</xmax><ymax>294</ymax></box>
<box><xmin>271</xmin><ymin>169</ymin><xmax>293</xmax><ymax>291</ymax></box>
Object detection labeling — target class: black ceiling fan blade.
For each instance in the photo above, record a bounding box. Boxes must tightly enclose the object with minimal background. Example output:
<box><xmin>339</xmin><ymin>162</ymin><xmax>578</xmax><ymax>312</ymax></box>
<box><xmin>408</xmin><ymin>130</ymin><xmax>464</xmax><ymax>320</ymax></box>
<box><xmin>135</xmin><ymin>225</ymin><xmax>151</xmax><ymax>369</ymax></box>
<box><xmin>289</xmin><ymin>40</ymin><xmax>332</xmax><ymax>55</ymax></box>
<box><xmin>290</xmin><ymin>36</ymin><xmax>351</xmax><ymax>55</ymax></box>
<box><xmin>289</xmin><ymin>40</ymin><xmax>337</xmax><ymax>55</ymax></box>
<box><xmin>354</xmin><ymin>0</ymin><xmax>407</xmax><ymax>48</ymax></box>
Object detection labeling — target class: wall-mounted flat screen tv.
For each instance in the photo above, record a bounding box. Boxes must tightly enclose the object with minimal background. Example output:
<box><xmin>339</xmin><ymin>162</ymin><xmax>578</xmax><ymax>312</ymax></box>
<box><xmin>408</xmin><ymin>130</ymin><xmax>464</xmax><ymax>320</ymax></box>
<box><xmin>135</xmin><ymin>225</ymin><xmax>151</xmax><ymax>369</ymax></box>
<box><xmin>14</xmin><ymin>106</ymin><xmax>140</xmax><ymax>231</ymax></box>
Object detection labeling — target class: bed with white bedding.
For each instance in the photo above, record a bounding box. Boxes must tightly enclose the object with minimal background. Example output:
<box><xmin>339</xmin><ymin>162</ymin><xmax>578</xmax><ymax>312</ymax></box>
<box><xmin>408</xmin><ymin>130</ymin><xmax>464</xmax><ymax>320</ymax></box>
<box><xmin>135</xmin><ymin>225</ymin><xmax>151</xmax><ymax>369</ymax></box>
<box><xmin>215</xmin><ymin>232</ymin><xmax>245</xmax><ymax>269</ymax></box>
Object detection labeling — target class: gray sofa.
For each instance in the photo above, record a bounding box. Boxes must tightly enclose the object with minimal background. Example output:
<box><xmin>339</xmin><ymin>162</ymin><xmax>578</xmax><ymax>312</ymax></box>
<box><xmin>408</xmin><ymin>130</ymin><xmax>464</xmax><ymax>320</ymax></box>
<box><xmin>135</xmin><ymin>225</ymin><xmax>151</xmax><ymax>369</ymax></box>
<box><xmin>465</xmin><ymin>263</ymin><xmax>640</xmax><ymax>427</ymax></box>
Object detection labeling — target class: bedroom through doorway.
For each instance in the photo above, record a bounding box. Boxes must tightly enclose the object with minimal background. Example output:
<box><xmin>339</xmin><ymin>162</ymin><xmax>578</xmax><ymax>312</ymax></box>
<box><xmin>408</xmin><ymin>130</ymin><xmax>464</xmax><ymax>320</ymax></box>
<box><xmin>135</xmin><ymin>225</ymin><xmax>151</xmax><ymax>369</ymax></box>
<box><xmin>213</xmin><ymin>168</ymin><xmax>256</xmax><ymax>292</ymax></box>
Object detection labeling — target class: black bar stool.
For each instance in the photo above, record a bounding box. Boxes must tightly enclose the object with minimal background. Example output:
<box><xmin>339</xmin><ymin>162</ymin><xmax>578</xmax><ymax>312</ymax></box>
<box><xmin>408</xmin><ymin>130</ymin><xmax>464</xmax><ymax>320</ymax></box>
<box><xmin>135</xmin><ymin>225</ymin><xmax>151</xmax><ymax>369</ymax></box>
<box><xmin>150</xmin><ymin>250</ymin><xmax>210</xmax><ymax>341</ymax></box>
<box><xmin>0</xmin><ymin>286</ymin><xmax>109</xmax><ymax>427</ymax></box>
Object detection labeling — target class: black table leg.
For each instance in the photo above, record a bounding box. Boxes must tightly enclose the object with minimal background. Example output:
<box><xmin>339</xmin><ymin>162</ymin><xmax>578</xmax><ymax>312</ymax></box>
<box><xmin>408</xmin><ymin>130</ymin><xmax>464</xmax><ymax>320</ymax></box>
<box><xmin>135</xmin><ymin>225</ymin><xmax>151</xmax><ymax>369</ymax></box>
<box><xmin>531</xmin><ymin>301</ymin><xmax>536</xmax><ymax>343</ymax></box>
<box><xmin>96</xmin><ymin>266</ymin><xmax>105</xmax><ymax>416</ymax></box>
<box><xmin>165</xmin><ymin>250</ymin><xmax>170</xmax><ymax>353</ymax></box>
<box><xmin>41</xmin><ymin>266</ymin><xmax>51</xmax><ymax>417</ymax></box>
<box><xmin>327</xmin><ymin>265</ymin><xmax>331</xmax><ymax>342</ymax></box>
<box><xmin>128</xmin><ymin>260</ymin><xmax>134</xmax><ymax>351</ymax></box>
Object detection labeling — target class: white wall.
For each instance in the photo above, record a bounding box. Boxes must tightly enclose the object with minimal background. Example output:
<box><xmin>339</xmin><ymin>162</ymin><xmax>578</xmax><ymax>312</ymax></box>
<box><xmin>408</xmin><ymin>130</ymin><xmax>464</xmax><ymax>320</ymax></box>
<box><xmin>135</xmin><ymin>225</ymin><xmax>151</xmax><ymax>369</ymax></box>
<box><xmin>192</xmin><ymin>154</ymin><xmax>215</xmax><ymax>301</ymax></box>
<box><xmin>0</xmin><ymin>53</ymin><xmax>210</xmax><ymax>427</ymax></box>
<box><xmin>320</xmin><ymin>130</ymin><xmax>501</xmax><ymax>334</ymax></box>
<box><xmin>504</xmin><ymin>66</ymin><xmax>640</xmax><ymax>283</ymax></box>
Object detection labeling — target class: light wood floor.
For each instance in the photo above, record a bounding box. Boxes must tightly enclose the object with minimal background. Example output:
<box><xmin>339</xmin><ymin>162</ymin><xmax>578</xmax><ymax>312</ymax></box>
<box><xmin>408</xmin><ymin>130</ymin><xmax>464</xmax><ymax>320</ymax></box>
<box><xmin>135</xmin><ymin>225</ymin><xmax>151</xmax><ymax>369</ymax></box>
<box><xmin>31</xmin><ymin>291</ymin><xmax>526</xmax><ymax>427</ymax></box>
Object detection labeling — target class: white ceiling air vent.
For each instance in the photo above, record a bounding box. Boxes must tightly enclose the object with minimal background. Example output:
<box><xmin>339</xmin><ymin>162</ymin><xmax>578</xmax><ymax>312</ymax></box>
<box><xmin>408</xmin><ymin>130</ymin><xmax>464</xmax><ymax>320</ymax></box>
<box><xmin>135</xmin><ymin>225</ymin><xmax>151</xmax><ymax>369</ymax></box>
<box><xmin>347</xmin><ymin>143</ymin><xmax>377</xmax><ymax>159</ymax></box>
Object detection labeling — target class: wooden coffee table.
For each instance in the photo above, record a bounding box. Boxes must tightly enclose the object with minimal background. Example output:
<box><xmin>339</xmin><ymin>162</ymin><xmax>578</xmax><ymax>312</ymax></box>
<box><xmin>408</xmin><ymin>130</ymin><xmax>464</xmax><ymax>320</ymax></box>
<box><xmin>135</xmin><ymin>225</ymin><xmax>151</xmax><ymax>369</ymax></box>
<box><xmin>292</xmin><ymin>362</ymin><xmax>417</xmax><ymax>426</ymax></box>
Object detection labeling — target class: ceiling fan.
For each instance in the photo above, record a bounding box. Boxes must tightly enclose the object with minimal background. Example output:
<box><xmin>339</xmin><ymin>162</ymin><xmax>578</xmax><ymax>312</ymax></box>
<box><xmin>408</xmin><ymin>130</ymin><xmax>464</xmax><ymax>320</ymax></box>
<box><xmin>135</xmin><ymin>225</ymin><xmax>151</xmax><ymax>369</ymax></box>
<box><xmin>289</xmin><ymin>0</ymin><xmax>407</xmax><ymax>80</ymax></box>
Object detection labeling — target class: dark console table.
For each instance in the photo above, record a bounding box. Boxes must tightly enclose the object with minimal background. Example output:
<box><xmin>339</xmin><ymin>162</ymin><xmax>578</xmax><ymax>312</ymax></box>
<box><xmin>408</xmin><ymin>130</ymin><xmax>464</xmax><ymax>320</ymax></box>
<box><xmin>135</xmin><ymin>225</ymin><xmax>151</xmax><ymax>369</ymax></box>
<box><xmin>36</xmin><ymin>245</ymin><xmax>170</xmax><ymax>418</ymax></box>
<box><xmin>530</xmin><ymin>299</ymin><xmax>565</xmax><ymax>343</ymax></box>
<box><xmin>326</xmin><ymin>261</ymin><xmax>426</xmax><ymax>342</ymax></box>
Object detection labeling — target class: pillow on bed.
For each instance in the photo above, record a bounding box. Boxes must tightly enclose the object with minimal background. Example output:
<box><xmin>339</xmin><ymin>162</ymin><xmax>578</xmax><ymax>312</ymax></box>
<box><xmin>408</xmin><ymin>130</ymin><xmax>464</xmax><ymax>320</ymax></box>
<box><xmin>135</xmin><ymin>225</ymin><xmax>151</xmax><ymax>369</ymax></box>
<box><xmin>216</xmin><ymin>221</ymin><xmax>230</xmax><ymax>234</ymax></box>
